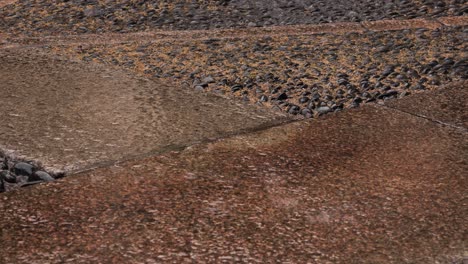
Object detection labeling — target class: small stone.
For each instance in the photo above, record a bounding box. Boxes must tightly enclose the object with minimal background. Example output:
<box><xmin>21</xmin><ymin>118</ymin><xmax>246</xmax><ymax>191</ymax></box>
<box><xmin>413</xmin><ymin>83</ymin><xmax>426</xmax><ymax>90</ymax></box>
<box><xmin>29</xmin><ymin>171</ymin><xmax>54</xmax><ymax>182</ymax></box>
<box><xmin>353</xmin><ymin>97</ymin><xmax>363</xmax><ymax>105</ymax></box>
<box><xmin>231</xmin><ymin>84</ymin><xmax>243</xmax><ymax>92</ymax></box>
<box><xmin>287</xmin><ymin>105</ymin><xmax>300</xmax><ymax>115</ymax></box>
<box><xmin>299</xmin><ymin>97</ymin><xmax>310</xmax><ymax>104</ymax></box>
<box><xmin>259</xmin><ymin>95</ymin><xmax>268</xmax><ymax>102</ymax></box>
<box><xmin>301</xmin><ymin>108</ymin><xmax>313</xmax><ymax>118</ymax></box>
<box><xmin>13</xmin><ymin>162</ymin><xmax>34</xmax><ymax>176</ymax></box>
<box><xmin>347</xmin><ymin>11</ymin><xmax>359</xmax><ymax>17</ymax></box>
<box><xmin>202</xmin><ymin>76</ymin><xmax>215</xmax><ymax>84</ymax></box>
<box><xmin>277</xmin><ymin>92</ymin><xmax>288</xmax><ymax>101</ymax></box>
<box><xmin>316</xmin><ymin>106</ymin><xmax>331</xmax><ymax>115</ymax></box>
<box><xmin>247</xmin><ymin>22</ymin><xmax>257</xmax><ymax>27</ymax></box>
<box><xmin>194</xmin><ymin>85</ymin><xmax>205</xmax><ymax>91</ymax></box>
<box><xmin>378</xmin><ymin>90</ymin><xmax>398</xmax><ymax>100</ymax></box>
<box><xmin>337</xmin><ymin>78</ymin><xmax>349</xmax><ymax>86</ymax></box>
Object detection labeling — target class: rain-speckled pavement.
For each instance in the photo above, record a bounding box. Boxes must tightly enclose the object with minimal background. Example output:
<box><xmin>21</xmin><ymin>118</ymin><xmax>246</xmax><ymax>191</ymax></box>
<box><xmin>1</xmin><ymin>0</ymin><xmax>467</xmax><ymax>263</ymax></box>
<box><xmin>0</xmin><ymin>82</ymin><xmax>467</xmax><ymax>263</ymax></box>
<box><xmin>0</xmin><ymin>48</ymin><xmax>287</xmax><ymax>173</ymax></box>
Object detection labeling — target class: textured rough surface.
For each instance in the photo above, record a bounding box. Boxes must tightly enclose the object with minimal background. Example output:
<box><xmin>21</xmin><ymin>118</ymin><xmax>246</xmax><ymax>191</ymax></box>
<box><xmin>0</xmin><ymin>48</ymin><xmax>287</xmax><ymax>173</ymax></box>
<box><xmin>49</xmin><ymin>25</ymin><xmax>467</xmax><ymax>118</ymax></box>
<box><xmin>0</xmin><ymin>0</ymin><xmax>467</xmax><ymax>36</ymax></box>
<box><xmin>0</xmin><ymin>0</ymin><xmax>16</xmax><ymax>8</ymax></box>
<box><xmin>0</xmin><ymin>0</ymin><xmax>467</xmax><ymax>262</ymax></box>
<box><xmin>0</xmin><ymin>100</ymin><xmax>466</xmax><ymax>263</ymax></box>
<box><xmin>386</xmin><ymin>81</ymin><xmax>468</xmax><ymax>129</ymax></box>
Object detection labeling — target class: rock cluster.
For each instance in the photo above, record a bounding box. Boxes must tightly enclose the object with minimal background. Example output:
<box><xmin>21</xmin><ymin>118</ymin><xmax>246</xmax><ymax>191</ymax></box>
<box><xmin>55</xmin><ymin>26</ymin><xmax>467</xmax><ymax>118</ymax></box>
<box><xmin>0</xmin><ymin>157</ymin><xmax>54</xmax><ymax>193</ymax></box>
<box><xmin>0</xmin><ymin>0</ymin><xmax>467</xmax><ymax>35</ymax></box>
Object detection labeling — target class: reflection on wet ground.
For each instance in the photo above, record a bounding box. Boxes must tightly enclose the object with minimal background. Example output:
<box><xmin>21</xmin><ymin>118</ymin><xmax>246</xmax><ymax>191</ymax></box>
<box><xmin>0</xmin><ymin>48</ymin><xmax>287</xmax><ymax>173</ymax></box>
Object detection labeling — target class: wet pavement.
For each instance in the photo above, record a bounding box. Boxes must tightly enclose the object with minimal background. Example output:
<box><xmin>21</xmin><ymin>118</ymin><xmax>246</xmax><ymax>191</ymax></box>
<box><xmin>385</xmin><ymin>81</ymin><xmax>468</xmax><ymax>129</ymax></box>
<box><xmin>0</xmin><ymin>1</ymin><xmax>467</xmax><ymax>262</ymax></box>
<box><xmin>0</xmin><ymin>83</ymin><xmax>466</xmax><ymax>263</ymax></box>
<box><xmin>0</xmin><ymin>48</ymin><xmax>287</xmax><ymax>173</ymax></box>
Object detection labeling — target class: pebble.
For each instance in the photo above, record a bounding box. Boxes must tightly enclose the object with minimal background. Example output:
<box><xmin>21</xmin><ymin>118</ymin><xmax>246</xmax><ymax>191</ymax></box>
<box><xmin>301</xmin><ymin>108</ymin><xmax>313</xmax><ymax>118</ymax></box>
<box><xmin>277</xmin><ymin>93</ymin><xmax>288</xmax><ymax>101</ymax></box>
<box><xmin>0</xmin><ymin>157</ymin><xmax>55</xmax><ymax>192</ymax></box>
<box><xmin>231</xmin><ymin>84</ymin><xmax>243</xmax><ymax>93</ymax></box>
<box><xmin>2</xmin><ymin>1</ymin><xmax>465</xmax><ymax>35</ymax></box>
<box><xmin>13</xmin><ymin>162</ymin><xmax>34</xmax><ymax>177</ymax></box>
<box><xmin>317</xmin><ymin>106</ymin><xmax>332</xmax><ymax>115</ymax></box>
<box><xmin>29</xmin><ymin>171</ymin><xmax>54</xmax><ymax>182</ymax></box>
<box><xmin>194</xmin><ymin>85</ymin><xmax>205</xmax><ymax>92</ymax></box>
<box><xmin>287</xmin><ymin>105</ymin><xmax>300</xmax><ymax>115</ymax></box>
<box><xmin>202</xmin><ymin>76</ymin><xmax>215</xmax><ymax>84</ymax></box>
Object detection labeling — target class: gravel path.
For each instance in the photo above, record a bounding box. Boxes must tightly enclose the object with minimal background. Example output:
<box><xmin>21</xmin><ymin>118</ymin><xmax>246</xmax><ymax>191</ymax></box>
<box><xmin>46</xmin><ymin>25</ymin><xmax>467</xmax><ymax>118</ymax></box>
<box><xmin>0</xmin><ymin>0</ymin><xmax>467</xmax><ymax>36</ymax></box>
<box><xmin>1</xmin><ymin>152</ymin><xmax>58</xmax><ymax>192</ymax></box>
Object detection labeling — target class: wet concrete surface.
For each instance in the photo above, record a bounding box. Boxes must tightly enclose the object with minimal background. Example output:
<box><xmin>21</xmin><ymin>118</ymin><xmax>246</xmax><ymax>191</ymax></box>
<box><xmin>0</xmin><ymin>86</ymin><xmax>466</xmax><ymax>263</ymax></box>
<box><xmin>0</xmin><ymin>48</ymin><xmax>287</xmax><ymax>173</ymax></box>
<box><xmin>386</xmin><ymin>81</ymin><xmax>468</xmax><ymax>129</ymax></box>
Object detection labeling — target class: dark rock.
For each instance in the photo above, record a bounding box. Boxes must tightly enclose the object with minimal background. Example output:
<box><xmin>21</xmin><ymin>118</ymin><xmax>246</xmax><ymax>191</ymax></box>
<box><xmin>0</xmin><ymin>170</ymin><xmax>16</xmax><ymax>183</ymax></box>
<box><xmin>307</xmin><ymin>101</ymin><xmax>316</xmax><ymax>110</ymax></box>
<box><xmin>299</xmin><ymin>97</ymin><xmax>310</xmax><ymax>104</ymax></box>
<box><xmin>413</xmin><ymin>83</ymin><xmax>426</xmax><ymax>90</ymax></box>
<box><xmin>13</xmin><ymin>162</ymin><xmax>34</xmax><ymax>176</ymax></box>
<box><xmin>1</xmin><ymin>157</ymin><xmax>7</xmax><ymax>170</ymax></box>
<box><xmin>378</xmin><ymin>90</ymin><xmax>398</xmax><ymax>99</ymax></box>
<box><xmin>29</xmin><ymin>171</ymin><xmax>54</xmax><ymax>182</ymax></box>
<box><xmin>231</xmin><ymin>84</ymin><xmax>243</xmax><ymax>92</ymax></box>
<box><xmin>353</xmin><ymin>97</ymin><xmax>363</xmax><ymax>105</ymax></box>
<box><xmin>287</xmin><ymin>105</ymin><xmax>300</xmax><ymax>115</ymax></box>
<box><xmin>259</xmin><ymin>95</ymin><xmax>268</xmax><ymax>102</ymax></box>
<box><xmin>277</xmin><ymin>92</ymin><xmax>288</xmax><ymax>101</ymax></box>
<box><xmin>301</xmin><ymin>108</ymin><xmax>313</xmax><ymax>118</ymax></box>
<box><xmin>337</xmin><ymin>78</ymin><xmax>349</xmax><ymax>86</ymax></box>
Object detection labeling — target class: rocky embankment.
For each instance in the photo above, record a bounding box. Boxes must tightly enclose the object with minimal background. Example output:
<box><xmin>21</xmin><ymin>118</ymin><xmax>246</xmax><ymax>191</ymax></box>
<box><xmin>0</xmin><ymin>155</ymin><xmax>56</xmax><ymax>192</ymax></box>
<box><xmin>53</xmin><ymin>26</ymin><xmax>467</xmax><ymax>118</ymax></box>
<box><xmin>0</xmin><ymin>0</ymin><xmax>467</xmax><ymax>35</ymax></box>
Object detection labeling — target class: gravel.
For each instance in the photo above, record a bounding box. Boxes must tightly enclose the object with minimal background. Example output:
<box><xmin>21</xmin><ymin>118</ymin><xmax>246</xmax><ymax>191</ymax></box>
<box><xmin>0</xmin><ymin>155</ymin><xmax>56</xmax><ymax>192</ymax></box>
<box><xmin>0</xmin><ymin>0</ymin><xmax>467</xmax><ymax>36</ymax></box>
<box><xmin>51</xmin><ymin>26</ymin><xmax>467</xmax><ymax>118</ymax></box>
